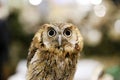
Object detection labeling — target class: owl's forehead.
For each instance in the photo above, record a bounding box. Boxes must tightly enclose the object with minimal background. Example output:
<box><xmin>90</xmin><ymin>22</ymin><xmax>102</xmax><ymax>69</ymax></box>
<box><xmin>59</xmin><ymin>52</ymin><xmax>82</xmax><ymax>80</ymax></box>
<box><xmin>54</xmin><ymin>23</ymin><xmax>65</xmax><ymax>29</ymax></box>
<box><xmin>52</xmin><ymin>23</ymin><xmax>74</xmax><ymax>30</ymax></box>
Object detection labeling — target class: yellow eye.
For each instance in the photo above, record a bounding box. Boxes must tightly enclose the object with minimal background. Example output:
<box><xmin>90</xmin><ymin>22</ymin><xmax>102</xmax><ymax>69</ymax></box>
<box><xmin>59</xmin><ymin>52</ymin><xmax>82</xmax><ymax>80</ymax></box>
<box><xmin>48</xmin><ymin>28</ymin><xmax>56</xmax><ymax>37</ymax></box>
<box><xmin>63</xmin><ymin>28</ymin><xmax>72</xmax><ymax>37</ymax></box>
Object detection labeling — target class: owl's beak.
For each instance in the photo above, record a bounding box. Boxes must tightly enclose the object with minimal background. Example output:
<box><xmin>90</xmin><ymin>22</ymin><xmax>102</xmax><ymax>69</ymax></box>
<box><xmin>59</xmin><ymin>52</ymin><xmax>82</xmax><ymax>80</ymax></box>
<box><xmin>58</xmin><ymin>35</ymin><xmax>62</xmax><ymax>46</ymax></box>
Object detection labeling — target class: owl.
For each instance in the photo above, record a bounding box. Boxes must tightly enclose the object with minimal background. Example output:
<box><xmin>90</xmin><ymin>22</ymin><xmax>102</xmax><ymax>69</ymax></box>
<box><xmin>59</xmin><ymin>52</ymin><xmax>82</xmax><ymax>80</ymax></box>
<box><xmin>26</xmin><ymin>23</ymin><xmax>83</xmax><ymax>80</ymax></box>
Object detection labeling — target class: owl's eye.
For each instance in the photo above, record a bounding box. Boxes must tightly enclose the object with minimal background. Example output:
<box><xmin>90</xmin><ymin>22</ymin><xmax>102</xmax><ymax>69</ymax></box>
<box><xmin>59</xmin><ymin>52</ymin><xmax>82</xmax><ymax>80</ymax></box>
<box><xmin>63</xmin><ymin>28</ymin><xmax>72</xmax><ymax>37</ymax></box>
<box><xmin>48</xmin><ymin>28</ymin><xmax>56</xmax><ymax>37</ymax></box>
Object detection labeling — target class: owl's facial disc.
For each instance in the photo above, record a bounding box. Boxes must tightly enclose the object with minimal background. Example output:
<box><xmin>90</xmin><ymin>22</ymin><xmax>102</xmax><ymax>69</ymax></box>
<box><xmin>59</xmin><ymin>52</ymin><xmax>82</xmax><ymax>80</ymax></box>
<box><xmin>44</xmin><ymin>25</ymin><xmax>76</xmax><ymax>52</ymax></box>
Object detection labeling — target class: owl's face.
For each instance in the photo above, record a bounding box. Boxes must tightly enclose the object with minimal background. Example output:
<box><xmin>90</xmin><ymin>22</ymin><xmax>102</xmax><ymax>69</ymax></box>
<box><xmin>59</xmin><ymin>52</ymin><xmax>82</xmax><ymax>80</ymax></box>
<box><xmin>33</xmin><ymin>23</ymin><xmax>83</xmax><ymax>56</ymax></box>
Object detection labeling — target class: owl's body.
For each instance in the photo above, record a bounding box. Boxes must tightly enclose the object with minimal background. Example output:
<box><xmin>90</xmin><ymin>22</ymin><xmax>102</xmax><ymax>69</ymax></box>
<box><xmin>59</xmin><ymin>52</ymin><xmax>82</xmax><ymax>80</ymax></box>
<box><xmin>26</xmin><ymin>23</ymin><xmax>83</xmax><ymax>80</ymax></box>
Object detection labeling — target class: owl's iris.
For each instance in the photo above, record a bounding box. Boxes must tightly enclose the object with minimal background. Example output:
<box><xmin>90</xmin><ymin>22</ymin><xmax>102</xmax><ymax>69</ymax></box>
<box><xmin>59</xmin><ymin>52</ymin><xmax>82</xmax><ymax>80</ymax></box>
<box><xmin>64</xmin><ymin>29</ymin><xmax>72</xmax><ymax>37</ymax></box>
<box><xmin>48</xmin><ymin>28</ymin><xmax>56</xmax><ymax>37</ymax></box>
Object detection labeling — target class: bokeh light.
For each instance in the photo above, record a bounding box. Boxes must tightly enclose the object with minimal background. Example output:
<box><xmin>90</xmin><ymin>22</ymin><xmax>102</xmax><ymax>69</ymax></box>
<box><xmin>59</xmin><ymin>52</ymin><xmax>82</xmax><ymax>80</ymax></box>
<box><xmin>76</xmin><ymin>0</ymin><xmax>91</xmax><ymax>6</ymax></box>
<box><xmin>94</xmin><ymin>4</ymin><xmax>106</xmax><ymax>17</ymax></box>
<box><xmin>53</xmin><ymin>0</ymin><xmax>74</xmax><ymax>5</ymax></box>
<box><xmin>114</xmin><ymin>19</ymin><xmax>120</xmax><ymax>34</ymax></box>
<box><xmin>76</xmin><ymin>0</ymin><xmax>102</xmax><ymax>6</ymax></box>
<box><xmin>90</xmin><ymin>0</ymin><xmax>102</xmax><ymax>5</ymax></box>
<box><xmin>29</xmin><ymin>0</ymin><xmax>42</xmax><ymax>6</ymax></box>
<box><xmin>86</xmin><ymin>29</ymin><xmax>102</xmax><ymax>46</ymax></box>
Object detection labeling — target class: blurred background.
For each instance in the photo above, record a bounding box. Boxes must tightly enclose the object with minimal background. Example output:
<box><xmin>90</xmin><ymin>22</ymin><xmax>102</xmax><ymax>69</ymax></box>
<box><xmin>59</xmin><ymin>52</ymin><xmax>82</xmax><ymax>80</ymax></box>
<box><xmin>0</xmin><ymin>0</ymin><xmax>120</xmax><ymax>80</ymax></box>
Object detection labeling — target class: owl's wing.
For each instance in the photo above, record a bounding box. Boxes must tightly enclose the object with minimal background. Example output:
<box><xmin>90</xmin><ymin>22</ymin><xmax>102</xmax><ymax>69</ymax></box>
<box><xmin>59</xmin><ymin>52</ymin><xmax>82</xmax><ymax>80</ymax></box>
<box><xmin>27</xmin><ymin>45</ymin><xmax>37</xmax><ymax>67</ymax></box>
<box><xmin>27</xmin><ymin>35</ymin><xmax>40</xmax><ymax>67</ymax></box>
<box><xmin>27</xmin><ymin>25</ymin><xmax>46</xmax><ymax>67</ymax></box>
<box><xmin>27</xmin><ymin>24</ymin><xmax>50</xmax><ymax>67</ymax></box>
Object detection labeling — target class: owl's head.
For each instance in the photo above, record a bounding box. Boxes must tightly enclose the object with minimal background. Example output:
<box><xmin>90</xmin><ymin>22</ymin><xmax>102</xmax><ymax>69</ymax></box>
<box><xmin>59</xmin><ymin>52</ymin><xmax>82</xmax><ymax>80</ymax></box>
<box><xmin>31</xmin><ymin>23</ymin><xmax>83</xmax><ymax>56</ymax></box>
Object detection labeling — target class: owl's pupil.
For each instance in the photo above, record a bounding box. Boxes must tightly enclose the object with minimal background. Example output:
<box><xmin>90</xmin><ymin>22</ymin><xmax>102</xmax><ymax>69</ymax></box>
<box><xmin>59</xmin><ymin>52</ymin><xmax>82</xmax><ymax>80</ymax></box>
<box><xmin>48</xmin><ymin>29</ymin><xmax>55</xmax><ymax>36</ymax></box>
<box><xmin>65</xmin><ymin>30</ymin><xmax>70</xmax><ymax>36</ymax></box>
<box><xmin>64</xmin><ymin>29</ymin><xmax>71</xmax><ymax>37</ymax></box>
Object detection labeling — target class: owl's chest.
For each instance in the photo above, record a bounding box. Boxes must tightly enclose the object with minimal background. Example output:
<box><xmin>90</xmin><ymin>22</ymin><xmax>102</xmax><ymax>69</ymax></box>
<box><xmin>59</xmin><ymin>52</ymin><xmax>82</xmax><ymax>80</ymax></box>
<box><xmin>29</xmin><ymin>51</ymin><xmax>77</xmax><ymax>80</ymax></box>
